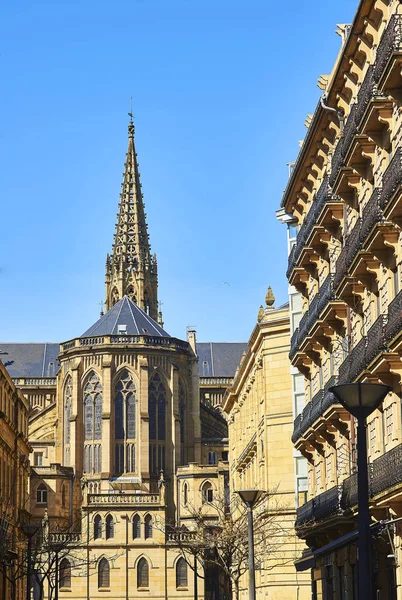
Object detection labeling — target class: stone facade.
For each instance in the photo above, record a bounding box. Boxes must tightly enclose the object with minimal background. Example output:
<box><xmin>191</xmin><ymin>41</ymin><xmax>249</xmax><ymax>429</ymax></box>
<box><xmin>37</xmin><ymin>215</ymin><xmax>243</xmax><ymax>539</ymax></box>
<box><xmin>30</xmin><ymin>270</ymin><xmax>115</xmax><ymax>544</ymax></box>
<box><xmin>223</xmin><ymin>294</ymin><xmax>310</xmax><ymax>599</ymax></box>
<box><xmin>278</xmin><ymin>0</ymin><xmax>402</xmax><ymax>597</ymax></box>
<box><xmin>0</xmin><ymin>360</ymin><xmax>31</xmax><ymax>600</ymax></box>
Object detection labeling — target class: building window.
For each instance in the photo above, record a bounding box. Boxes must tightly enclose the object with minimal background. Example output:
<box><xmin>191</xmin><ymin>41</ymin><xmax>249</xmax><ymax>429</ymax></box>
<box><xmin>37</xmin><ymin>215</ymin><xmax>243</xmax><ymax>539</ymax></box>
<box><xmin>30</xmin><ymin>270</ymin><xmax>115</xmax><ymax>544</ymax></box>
<box><xmin>137</xmin><ymin>558</ymin><xmax>149</xmax><ymax>588</ymax></box>
<box><xmin>34</xmin><ymin>452</ymin><xmax>43</xmax><ymax>467</ymax></box>
<box><xmin>148</xmin><ymin>374</ymin><xmax>166</xmax><ymax>476</ymax></box>
<box><xmin>183</xmin><ymin>482</ymin><xmax>188</xmax><ymax>506</ymax></box>
<box><xmin>176</xmin><ymin>558</ymin><xmax>188</xmax><ymax>589</ymax></box>
<box><xmin>384</xmin><ymin>404</ymin><xmax>394</xmax><ymax>444</ymax></box>
<box><xmin>369</xmin><ymin>418</ymin><xmax>376</xmax><ymax>455</ymax></box>
<box><xmin>61</xmin><ymin>484</ymin><xmax>67</xmax><ymax>508</ymax></box>
<box><xmin>222</xmin><ymin>451</ymin><xmax>228</xmax><ymax>462</ymax></box>
<box><xmin>114</xmin><ymin>369</ymin><xmax>137</xmax><ymax>475</ymax></box>
<box><xmin>98</xmin><ymin>558</ymin><xmax>110</xmax><ymax>589</ymax></box>
<box><xmin>133</xmin><ymin>515</ymin><xmax>141</xmax><ymax>539</ymax></box>
<box><xmin>36</xmin><ymin>484</ymin><xmax>47</xmax><ymax>505</ymax></box>
<box><xmin>94</xmin><ymin>515</ymin><xmax>102</xmax><ymax>540</ymax></box>
<box><xmin>64</xmin><ymin>375</ymin><xmax>72</xmax><ymax>466</ymax></box>
<box><xmin>202</xmin><ymin>481</ymin><xmax>213</xmax><ymax>504</ymax></box>
<box><xmin>59</xmin><ymin>558</ymin><xmax>71</xmax><ymax>589</ymax></box>
<box><xmin>208</xmin><ymin>452</ymin><xmax>217</xmax><ymax>465</ymax></box>
<box><xmin>83</xmin><ymin>371</ymin><xmax>103</xmax><ymax>474</ymax></box>
<box><xmin>179</xmin><ymin>379</ymin><xmax>186</xmax><ymax>464</ymax></box>
<box><xmin>106</xmin><ymin>515</ymin><xmax>114</xmax><ymax>540</ymax></box>
<box><xmin>144</xmin><ymin>515</ymin><xmax>153</xmax><ymax>539</ymax></box>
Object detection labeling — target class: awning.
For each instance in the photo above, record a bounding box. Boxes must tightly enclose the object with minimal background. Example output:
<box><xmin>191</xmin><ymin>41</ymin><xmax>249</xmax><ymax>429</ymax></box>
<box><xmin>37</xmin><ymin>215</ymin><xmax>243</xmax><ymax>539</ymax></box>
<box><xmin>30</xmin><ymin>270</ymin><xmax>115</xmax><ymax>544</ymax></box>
<box><xmin>295</xmin><ymin>530</ymin><xmax>358</xmax><ymax>572</ymax></box>
<box><xmin>295</xmin><ymin>550</ymin><xmax>315</xmax><ymax>572</ymax></box>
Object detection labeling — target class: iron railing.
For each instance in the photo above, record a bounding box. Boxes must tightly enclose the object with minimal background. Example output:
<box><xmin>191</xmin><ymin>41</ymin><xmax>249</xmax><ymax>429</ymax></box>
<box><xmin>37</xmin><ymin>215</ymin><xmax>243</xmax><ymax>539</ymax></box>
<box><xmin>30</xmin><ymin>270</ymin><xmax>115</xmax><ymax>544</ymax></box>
<box><xmin>341</xmin><ymin>472</ymin><xmax>358</xmax><ymax>510</ymax></box>
<box><xmin>296</xmin><ymin>485</ymin><xmax>342</xmax><ymax>528</ymax></box>
<box><xmin>385</xmin><ymin>289</ymin><xmax>402</xmax><ymax>342</ymax></box>
<box><xmin>371</xmin><ymin>442</ymin><xmax>402</xmax><ymax>497</ymax></box>
<box><xmin>380</xmin><ymin>148</ymin><xmax>402</xmax><ymax>210</ymax></box>
<box><xmin>373</xmin><ymin>14</ymin><xmax>402</xmax><ymax>83</ymax></box>
<box><xmin>360</xmin><ymin>188</ymin><xmax>383</xmax><ymax>243</ymax></box>
<box><xmin>291</xmin><ymin>377</ymin><xmax>338</xmax><ymax>444</ymax></box>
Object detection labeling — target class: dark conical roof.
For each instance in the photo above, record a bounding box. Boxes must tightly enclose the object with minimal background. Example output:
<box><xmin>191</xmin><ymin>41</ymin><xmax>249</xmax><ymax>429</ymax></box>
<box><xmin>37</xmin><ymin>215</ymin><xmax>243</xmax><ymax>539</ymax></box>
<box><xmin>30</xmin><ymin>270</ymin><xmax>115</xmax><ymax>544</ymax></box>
<box><xmin>81</xmin><ymin>296</ymin><xmax>170</xmax><ymax>338</ymax></box>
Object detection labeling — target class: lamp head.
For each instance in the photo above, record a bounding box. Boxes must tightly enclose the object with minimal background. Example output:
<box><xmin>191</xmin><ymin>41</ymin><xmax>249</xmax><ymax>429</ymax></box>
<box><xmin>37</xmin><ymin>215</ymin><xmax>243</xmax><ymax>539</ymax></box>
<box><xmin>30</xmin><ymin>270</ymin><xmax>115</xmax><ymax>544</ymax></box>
<box><xmin>329</xmin><ymin>382</ymin><xmax>392</xmax><ymax>419</ymax></box>
<box><xmin>235</xmin><ymin>489</ymin><xmax>264</xmax><ymax>507</ymax></box>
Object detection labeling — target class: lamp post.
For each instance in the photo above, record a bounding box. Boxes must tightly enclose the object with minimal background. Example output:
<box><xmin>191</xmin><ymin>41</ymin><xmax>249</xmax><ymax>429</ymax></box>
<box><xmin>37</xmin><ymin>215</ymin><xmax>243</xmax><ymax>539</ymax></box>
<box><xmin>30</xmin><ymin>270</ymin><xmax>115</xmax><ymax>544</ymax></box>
<box><xmin>236</xmin><ymin>489</ymin><xmax>264</xmax><ymax>600</ymax></box>
<box><xmin>21</xmin><ymin>523</ymin><xmax>40</xmax><ymax>600</ymax></box>
<box><xmin>329</xmin><ymin>382</ymin><xmax>391</xmax><ymax>600</ymax></box>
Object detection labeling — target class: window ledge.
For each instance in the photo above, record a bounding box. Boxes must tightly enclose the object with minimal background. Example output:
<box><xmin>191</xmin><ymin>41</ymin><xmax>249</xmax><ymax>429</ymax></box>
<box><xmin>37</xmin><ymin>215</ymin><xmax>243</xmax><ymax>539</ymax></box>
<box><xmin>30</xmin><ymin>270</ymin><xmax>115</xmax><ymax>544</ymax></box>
<box><xmin>137</xmin><ymin>587</ymin><xmax>150</xmax><ymax>592</ymax></box>
<box><xmin>98</xmin><ymin>589</ymin><xmax>111</xmax><ymax>592</ymax></box>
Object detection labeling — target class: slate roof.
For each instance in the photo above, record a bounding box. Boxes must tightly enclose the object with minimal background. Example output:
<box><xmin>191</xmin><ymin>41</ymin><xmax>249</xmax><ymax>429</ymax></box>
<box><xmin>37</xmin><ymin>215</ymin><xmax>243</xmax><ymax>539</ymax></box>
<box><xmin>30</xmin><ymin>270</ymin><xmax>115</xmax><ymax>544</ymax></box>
<box><xmin>81</xmin><ymin>296</ymin><xmax>170</xmax><ymax>338</ymax></box>
<box><xmin>0</xmin><ymin>343</ymin><xmax>60</xmax><ymax>378</ymax></box>
<box><xmin>196</xmin><ymin>342</ymin><xmax>247</xmax><ymax>378</ymax></box>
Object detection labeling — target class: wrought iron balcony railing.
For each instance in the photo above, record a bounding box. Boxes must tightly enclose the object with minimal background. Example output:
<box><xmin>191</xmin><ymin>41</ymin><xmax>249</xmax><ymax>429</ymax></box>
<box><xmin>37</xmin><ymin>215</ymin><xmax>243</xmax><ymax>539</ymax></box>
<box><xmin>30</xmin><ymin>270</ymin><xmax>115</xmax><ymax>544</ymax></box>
<box><xmin>373</xmin><ymin>14</ymin><xmax>402</xmax><ymax>83</ymax></box>
<box><xmin>296</xmin><ymin>485</ymin><xmax>342</xmax><ymax>528</ymax></box>
<box><xmin>366</xmin><ymin>314</ymin><xmax>388</xmax><ymax>366</ymax></box>
<box><xmin>360</xmin><ymin>188</ymin><xmax>383</xmax><ymax>243</ymax></box>
<box><xmin>289</xmin><ymin>275</ymin><xmax>336</xmax><ymax>360</ymax></box>
<box><xmin>380</xmin><ymin>147</ymin><xmax>402</xmax><ymax>210</ymax></box>
<box><xmin>371</xmin><ymin>442</ymin><xmax>402</xmax><ymax>498</ymax></box>
<box><xmin>341</xmin><ymin>472</ymin><xmax>358</xmax><ymax>510</ymax></box>
<box><xmin>385</xmin><ymin>289</ymin><xmax>402</xmax><ymax>342</ymax></box>
<box><xmin>286</xmin><ymin>178</ymin><xmax>332</xmax><ymax>279</ymax></box>
<box><xmin>334</xmin><ymin>217</ymin><xmax>362</xmax><ymax>289</ymax></box>
<box><xmin>291</xmin><ymin>380</ymin><xmax>338</xmax><ymax>444</ymax></box>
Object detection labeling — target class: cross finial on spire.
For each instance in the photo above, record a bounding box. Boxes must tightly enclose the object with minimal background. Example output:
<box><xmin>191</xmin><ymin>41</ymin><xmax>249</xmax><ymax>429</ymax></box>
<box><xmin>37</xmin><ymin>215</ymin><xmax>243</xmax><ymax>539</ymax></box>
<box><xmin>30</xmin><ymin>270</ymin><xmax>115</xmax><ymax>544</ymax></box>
<box><xmin>128</xmin><ymin>97</ymin><xmax>135</xmax><ymax>131</ymax></box>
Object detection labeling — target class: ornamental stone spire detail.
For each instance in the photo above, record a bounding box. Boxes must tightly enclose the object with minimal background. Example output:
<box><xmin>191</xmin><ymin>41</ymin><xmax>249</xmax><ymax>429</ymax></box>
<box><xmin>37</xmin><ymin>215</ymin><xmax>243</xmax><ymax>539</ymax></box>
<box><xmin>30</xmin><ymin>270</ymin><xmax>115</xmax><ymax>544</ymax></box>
<box><xmin>105</xmin><ymin>118</ymin><xmax>158</xmax><ymax>318</ymax></box>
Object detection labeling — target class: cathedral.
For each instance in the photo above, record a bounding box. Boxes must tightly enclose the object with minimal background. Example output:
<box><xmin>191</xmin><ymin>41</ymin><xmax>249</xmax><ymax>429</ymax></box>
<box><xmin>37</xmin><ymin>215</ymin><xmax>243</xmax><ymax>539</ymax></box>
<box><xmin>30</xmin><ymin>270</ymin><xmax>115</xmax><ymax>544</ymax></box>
<box><xmin>1</xmin><ymin>118</ymin><xmax>246</xmax><ymax>599</ymax></box>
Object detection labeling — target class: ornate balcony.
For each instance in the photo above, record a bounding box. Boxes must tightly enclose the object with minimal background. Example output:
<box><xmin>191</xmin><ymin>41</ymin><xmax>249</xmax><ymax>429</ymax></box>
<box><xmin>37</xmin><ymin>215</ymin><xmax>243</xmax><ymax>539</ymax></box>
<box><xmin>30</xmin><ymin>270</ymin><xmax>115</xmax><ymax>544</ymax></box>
<box><xmin>373</xmin><ymin>14</ymin><xmax>402</xmax><ymax>84</ymax></box>
<box><xmin>296</xmin><ymin>485</ymin><xmax>342</xmax><ymax>529</ymax></box>
<box><xmin>286</xmin><ymin>178</ymin><xmax>332</xmax><ymax>279</ymax></box>
<box><xmin>292</xmin><ymin>379</ymin><xmax>338</xmax><ymax>444</ymax></box>
<box><xmin>359</xmin><ymin>189</ymin><xmax>383</xmax><ymax>243</ymax></box>
<box><xmin>380</xmin><ymin>148</ymin><xmax>402</xmax><ymax>211</ymax></box>
<box><xmin>341</xmin><ymin>472</ymin><xmax>358</xmax><ymax>511</ymax></box>
<box><xmin>371</xmin><ymin>442</ymin><xmax>402</xmax><ymax>498</ymax></box>
<box><xmin>289</xmin><ymin>275</ymin><xmax>337</xmax><ymax>361</ymax></box>
<box><xmin>334</xmin><ymin>218</ymin><xmax>362</xmax><ymax>290</ymax></box>
<box><xmin>348</xmin><ymin>336</ymin><xmax>368</xmax><ymax>382</ymax></box>
<box><xmin>366</xmin><ymin>314</ymin><xmax>388</xmax><ymax>366</ymax></box>
<box><xmin>385</xmin><ymin>289</ymin><xmax>402</xmax><ymax>343</ymax></box>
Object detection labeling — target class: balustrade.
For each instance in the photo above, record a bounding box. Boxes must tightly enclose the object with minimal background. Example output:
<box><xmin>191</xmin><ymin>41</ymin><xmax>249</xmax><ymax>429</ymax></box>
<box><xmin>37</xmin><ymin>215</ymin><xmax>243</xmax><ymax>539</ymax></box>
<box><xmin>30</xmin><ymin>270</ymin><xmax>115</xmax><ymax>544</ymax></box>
<box><xmin>385</xmin><ymin>289</ymin><xmax>402</xmax><ymax>342</ymax></box>
<box><xmin>373</xmin><ymin>14</ymin><xmax>402</xmax><ymax>83</ymax></box>
<box><xmin>365</xmin><ymin>315</ymin><xmax>388</xmax><ymax>366</ymax></box>
<box><xmin>296</xmin><ymin>486</ymin><xmax>342</xmax><ymax>528</ymax></box>
<box><xmin>87</xmin><ymin>493</ymin><xmax>160</xmax><ymax>505</ymax></box>
<box><xmin>341</xmin><ymin>472</ymin><xmax>358</xmax><ymax>510</ymax></box>
<box><xmin>380</xmin><ymin>148</ymin><xmax>402</xmax><ymax>210</ymax></box>
<box><xmin>371</xmin><ymin>442</ymin><xmax>402</xmax><ymax>497</ymax></box>
<box><xmin>348</xmin><ymin>336</ymin><xmax>367</xmax><ymax>382</ymax></box>
<box><xmin>360</xmin><ymin>189</ymin><xmax>382</xmax><ymax>243</ymax></box>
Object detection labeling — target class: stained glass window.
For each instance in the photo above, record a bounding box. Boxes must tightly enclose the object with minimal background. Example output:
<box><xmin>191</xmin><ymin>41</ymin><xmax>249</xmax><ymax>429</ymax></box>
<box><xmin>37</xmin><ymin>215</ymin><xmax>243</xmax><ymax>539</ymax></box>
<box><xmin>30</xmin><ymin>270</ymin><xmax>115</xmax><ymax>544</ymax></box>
<box><xmin>64</xmin><ymin>376</ymin><xmax>72</xmax><ymax>466</ymax></box>
<box><xmin>98</xmin><ymin>558</ymin><xmax>110</xmax><ymax>588</ymax></box>
<box><xmin>114</xmin><ymin>370</ymin><xmax>137</xmax><ymax>475</ymax></box>
<box><xmin>83</xmin><ymin>372</ymin><xmax>103</xmax><ymax>474</ymax></box>
<box><xmin>148</xmin><ymin>374</ymin><xmax>166</xmax><ymax>476</ymax></box>
<box><xmin>137</xmin><ymin>558</ymin><xmax>149</xmax><ymax>588</ymax></box>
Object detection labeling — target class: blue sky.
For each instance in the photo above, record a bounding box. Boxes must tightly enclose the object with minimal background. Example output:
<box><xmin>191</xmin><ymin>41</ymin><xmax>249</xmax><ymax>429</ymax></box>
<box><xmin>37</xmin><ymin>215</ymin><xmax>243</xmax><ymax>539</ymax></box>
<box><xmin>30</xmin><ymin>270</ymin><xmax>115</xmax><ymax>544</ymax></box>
<box><xmin>0</xmin><ymin>0</ymin><xmax>356</xmax><ymax>343</ymax></box>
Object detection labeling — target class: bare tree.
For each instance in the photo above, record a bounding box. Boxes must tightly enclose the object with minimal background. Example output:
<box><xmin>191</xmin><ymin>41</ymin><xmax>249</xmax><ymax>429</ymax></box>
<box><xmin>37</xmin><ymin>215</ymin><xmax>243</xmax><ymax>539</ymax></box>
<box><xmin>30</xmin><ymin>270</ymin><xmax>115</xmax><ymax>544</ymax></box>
<box><xmin>166</xmin><ymin>490</ymin><xmax>296</xmax><ymax>600</ymax></box>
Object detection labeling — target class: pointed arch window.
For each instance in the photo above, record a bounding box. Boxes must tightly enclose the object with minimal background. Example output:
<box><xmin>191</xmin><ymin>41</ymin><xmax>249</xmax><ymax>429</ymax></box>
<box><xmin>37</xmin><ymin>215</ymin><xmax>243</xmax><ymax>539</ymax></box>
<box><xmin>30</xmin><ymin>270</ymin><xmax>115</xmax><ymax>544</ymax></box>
<box><xmin>98</xmin><ymin>558</ymin><xmax>110</xmax><ymax>589</ymax></box>
<box><xmin>137</xmin><ymin>558</ymin><xmax>149</xmax><ymax>589</ymax></box>
<box><xmin>64</xmin><ymin>376</ymin><xmax>72</xmax><ymax>467</ymax></box>
<box><xmin>144</xmin><ymin>515</ymin><xmax>153</xmax><ymax>539</ymax></box>
<box><xmin>83</xmin><ymin>372</ymin><xmax>102</xmax><ymax>474</ymax></box>
<box><xmin>114</xmin><ymin>369</ymin><xmax>137</xmax><ymax>475</ymax></box>
<box><xmin>133</xmin><ymin>515</ymin><xmax>141</xmax><ymax>539</ymax></box>
<box><xmin>59</xmin><ymin>558</ymin><xmax>71</xmax><ymax>589</ymax></box>
<box><xmin>94</xmin><ymin>515</ymin><xmax>102</xmax><ymax>540</ymax></box>
<box><xmin>179</xmin><ymin>379</ymin><xmax>186</xmax><ymax>464</ymax></box>
<box><xmin>106</xmin><ymin>515</ymin><xmax>114</xmax><ymax>540</ymax></box>
<box><xmin>148</xmin><ymin>374</ymin><xmax>166</xmax><ymax>476</ymax></box>
<box><xmin>176</xmin><ymin>558</ymin><xmax>188</xmax><ymax>589</ymax></box>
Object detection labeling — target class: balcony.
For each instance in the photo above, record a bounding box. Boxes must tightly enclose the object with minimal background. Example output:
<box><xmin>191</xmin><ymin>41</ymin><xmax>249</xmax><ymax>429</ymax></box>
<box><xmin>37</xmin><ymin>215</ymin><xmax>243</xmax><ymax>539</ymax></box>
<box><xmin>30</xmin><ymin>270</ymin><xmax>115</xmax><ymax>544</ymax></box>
<box><xmin>296</xmin><ymin>485</ymin><xmax>342</xmax><ymax>528</ymax></box>
<box><xmin>286</xmin><ymin>178</ymin><xmax>332</xmax><ymax>279</ymax></box>
<box><xmin>87</xmin><ymin>493</ymin><xmax>160</xmax><ymax>506</ymax></box>
<box><xmin>334</xmin><ymin>218</ymin><xmax>362</xmax><ymax>289</ymax></box>
<box><xmin>373</xmin><ymin>14</ymin><xmax>402</xmax><ymax>84</ymax></box>
<box><xmin>380</xmin><ymin>148</ymin><xmax>402</xmax><ymax>211</ymax></box>
<box><xmin>289</xmin><ymin>275</ymin><xmax>338</xmax><ymax>361</ymax></box>
<box><xmin>292</xmin><ymin>382</ymin><xmax>338</xmax><ymax>445</ymax></box>
<box><xmin>371</xmin><ymin>442</ymin><xmax>402</xmax><ymax>498</ymax></box>
<box><xmin>359</xmin><ymin>189</ymin><xmax>383</xmax><ymax>243</ymax></box>
<box><xmin>341</xmin><ymin>472</ymin><xmax>358</xmax><ymax>511</ymax></box>
<box><xmin>385</xmin><ymin>289</ymin><xmax>402</xmax><ymax>343</ymax></box>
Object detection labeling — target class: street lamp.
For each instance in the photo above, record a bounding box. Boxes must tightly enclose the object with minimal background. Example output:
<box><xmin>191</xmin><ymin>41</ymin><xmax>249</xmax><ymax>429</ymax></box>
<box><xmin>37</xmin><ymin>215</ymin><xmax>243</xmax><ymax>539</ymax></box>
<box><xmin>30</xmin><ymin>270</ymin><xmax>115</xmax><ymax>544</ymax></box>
<box><xmin>329</xmin><ymin>382</ymin><xmax>391</xmax><ymax>600</ymax></box>
<box><xmin>21</xmin><ymin>522</ymin><xmax>40</xmax><ymax>600</ymax></box>
<box><xmin>236</xmin><ymin>489</ymin><xmax>264</xmax><ymax>600</ymax></box>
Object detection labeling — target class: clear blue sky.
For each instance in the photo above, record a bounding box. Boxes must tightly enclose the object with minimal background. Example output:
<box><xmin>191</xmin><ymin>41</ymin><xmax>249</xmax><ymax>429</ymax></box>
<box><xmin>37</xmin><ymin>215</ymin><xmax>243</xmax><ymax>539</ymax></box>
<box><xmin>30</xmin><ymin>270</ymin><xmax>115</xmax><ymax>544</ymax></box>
<box><xmin>0</xmin><ymin>0</ymin><xmax>356</xmax><ymax>343</ymax></box>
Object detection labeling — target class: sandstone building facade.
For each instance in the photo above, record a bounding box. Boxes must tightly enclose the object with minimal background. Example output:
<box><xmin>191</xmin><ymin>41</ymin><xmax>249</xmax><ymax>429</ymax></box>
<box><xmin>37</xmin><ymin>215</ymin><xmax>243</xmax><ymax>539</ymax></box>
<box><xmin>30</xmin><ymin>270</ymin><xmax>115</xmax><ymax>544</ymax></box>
<box><xmin>278</xmin><ymin>0</ymin><xmax>402</xmax><ymax>597</ymax></box>
<box><xmin>223</xmin><ymin>291</ymin><xmax>310</xmax><ymax>600</ymax></box>
<box><xmin>0</xmin><ymin>360</ymin><xmax>31</xmax><ymax>600</ymax></box>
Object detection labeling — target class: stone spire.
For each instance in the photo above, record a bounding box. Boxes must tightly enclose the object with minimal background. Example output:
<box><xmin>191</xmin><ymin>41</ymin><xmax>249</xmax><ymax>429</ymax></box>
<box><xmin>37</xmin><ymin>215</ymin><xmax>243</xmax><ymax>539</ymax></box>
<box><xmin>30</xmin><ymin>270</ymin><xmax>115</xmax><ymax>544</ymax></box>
<box><xmin>105</xmin><ymin>118</ymin><xmax>158</xmax><ymax>318</ymax></box>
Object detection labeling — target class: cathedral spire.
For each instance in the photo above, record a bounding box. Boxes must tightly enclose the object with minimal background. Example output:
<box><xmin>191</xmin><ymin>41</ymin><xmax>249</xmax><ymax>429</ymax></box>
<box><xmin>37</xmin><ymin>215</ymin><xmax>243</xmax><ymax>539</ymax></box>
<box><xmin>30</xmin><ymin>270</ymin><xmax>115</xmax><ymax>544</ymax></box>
<box><xmin>105</xmin><ymin>118</ymin><xmax>158</xmax><ymax>318</ymax></box>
